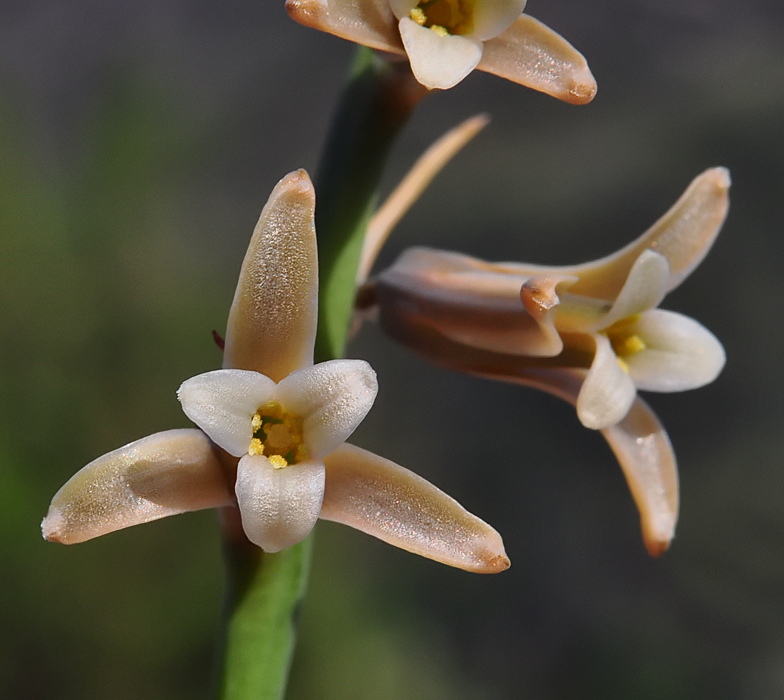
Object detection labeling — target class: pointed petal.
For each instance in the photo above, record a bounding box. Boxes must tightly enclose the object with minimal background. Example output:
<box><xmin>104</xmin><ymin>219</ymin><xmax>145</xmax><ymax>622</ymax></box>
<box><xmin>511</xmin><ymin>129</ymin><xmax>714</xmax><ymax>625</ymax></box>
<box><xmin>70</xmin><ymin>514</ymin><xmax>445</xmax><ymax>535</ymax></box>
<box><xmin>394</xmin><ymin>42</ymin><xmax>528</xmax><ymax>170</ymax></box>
<box><xmin>178</xmin><ymin>369</ymin><xmax>276</xmax><ymax>457</ymax></box>
<box><xmin>603</xmin><ymin>397</ymin><xmax>679</xmax><ymax>556</ymax></box>
<box><xmin>472</xmin><ymin>0</ymin><xmax>527</xmax><ymax>42</ymax></box>
<box><xmin>235</xmin><ymin>454</ymin><xmax>325</xmax><ymax>552</ymax></box>
<box><xmin>478</xmin><ymin>15</ymin><xmax>596</xmax><ymax>104</ymax></box>
<box><xmin>41</xmin><ymin>430</ymin><xmax>232</xmax><ymax>545</ymax></box>
<box><xmin>286</xmin><ymin>0</ymin><xmax>402</xmax><ymax>54</ymax></box>
<box><xmin>276</xmin><ymin>360</ymin><xmax>378</xmax><ymax>459</ymax></box>
<box><xmin>321</xmin><ymin>444</ymin><xmax>510</xmax><ymax>573</ymax></box>
<box><xmin>576</xmin><ymin>334</ymin><xmax>637</xmax><ymax>429</ymax></box>
<box><xmin>625</xmin><ymin>310</ymin><xmax>726</xmax><ymax>392</ymax></box>
<box><xmin>223</xmin><ymin>170</ymin><xmax>318</xmax><ymax>381</ymax></box>
<box><xmin>555</xmin><ymin>168</ymin><xmax>731</xmax><ymax>298</ymax></box>
<box><xmin>399</xmin><ymin>18</ymin><xmax>483</xmax><ymax>90</ymax></box>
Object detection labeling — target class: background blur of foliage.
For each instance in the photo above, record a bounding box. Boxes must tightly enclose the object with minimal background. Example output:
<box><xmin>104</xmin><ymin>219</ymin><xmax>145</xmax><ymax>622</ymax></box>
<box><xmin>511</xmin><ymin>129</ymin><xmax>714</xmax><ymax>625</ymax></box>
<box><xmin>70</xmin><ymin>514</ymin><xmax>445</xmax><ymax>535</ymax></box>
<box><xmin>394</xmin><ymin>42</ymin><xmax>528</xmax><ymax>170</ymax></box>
<box><xmin>2</xmin><ymin>1</ymin><xmax>784</xmax><ymax>698</ymax></box>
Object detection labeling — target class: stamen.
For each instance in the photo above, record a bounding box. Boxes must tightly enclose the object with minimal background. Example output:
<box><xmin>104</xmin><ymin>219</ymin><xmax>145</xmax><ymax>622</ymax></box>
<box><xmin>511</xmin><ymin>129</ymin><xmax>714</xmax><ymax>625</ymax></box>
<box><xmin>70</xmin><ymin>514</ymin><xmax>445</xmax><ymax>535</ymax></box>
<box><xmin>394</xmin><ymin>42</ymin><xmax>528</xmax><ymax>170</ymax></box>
<box><xmin>617</xmin><ymin>357</ymin><xmax>630</xmax><ymax>374</ymax></box>
<box><xmin>268</xmin><ymin>455</ymin><xmax>288</xmax><ymax>470</ymax></box>
<box><xmin>410</xmin><ymin>7</ymin><xmax>427</xmax><ymax>25</ymax></box>
<box><xmin>430</xmin><ymin>25</ymin><xmax>449</xmax><ymax>37</ymax></box>
<box><xmin>616</xmin><ymin>335</ymin><xmax>647</xmax><ymax>356</ymax></box>
<box><xmin>249</xmin><ymin>438</ymin><xmax>264</xmax><ymax>456</ymax></box>
<box><xmin>249</xmin><ymin>400</ymin><xmax>308</xmax><ymax>468</ymax></box>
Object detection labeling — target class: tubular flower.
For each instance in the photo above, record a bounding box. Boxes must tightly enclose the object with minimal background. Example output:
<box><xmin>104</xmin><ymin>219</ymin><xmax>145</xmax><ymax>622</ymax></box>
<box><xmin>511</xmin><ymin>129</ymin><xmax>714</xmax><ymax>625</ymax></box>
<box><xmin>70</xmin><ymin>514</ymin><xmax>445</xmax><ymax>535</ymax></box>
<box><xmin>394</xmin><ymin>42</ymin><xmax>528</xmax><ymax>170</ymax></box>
<box><xmin>370</xmin><ymin>168</ymin><xmax>730</xmax><ymax>555</ymax></box>
<box><xmin>41</xmin><ymin>170</ymin><xmax>509</xmax><ymax>573</ymax></box>
<box><xmin>286</xmin><ymin>0</ymin><xmax>596</xmax><ymax>99</ymax></box>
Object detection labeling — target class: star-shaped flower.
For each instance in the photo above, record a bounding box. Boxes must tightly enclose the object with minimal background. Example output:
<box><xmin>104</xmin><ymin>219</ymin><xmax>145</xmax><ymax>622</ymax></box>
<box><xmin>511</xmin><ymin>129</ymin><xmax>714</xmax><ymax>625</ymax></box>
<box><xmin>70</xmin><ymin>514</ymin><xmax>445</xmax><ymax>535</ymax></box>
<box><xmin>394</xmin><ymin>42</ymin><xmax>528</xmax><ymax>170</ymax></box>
<box><xmin>286</xmin><ymin>0</ymin><xmax>596</xmax><ymax>98</ymax></box>
<box><xmin>42</xmin><ymin>170</ymin><xmax>509</xmax><ymax>573</ymax></box>
<box><xmin>369</xmin><ymin>168</ymin><xmax>730</xmax><ymax>554</ymax></box>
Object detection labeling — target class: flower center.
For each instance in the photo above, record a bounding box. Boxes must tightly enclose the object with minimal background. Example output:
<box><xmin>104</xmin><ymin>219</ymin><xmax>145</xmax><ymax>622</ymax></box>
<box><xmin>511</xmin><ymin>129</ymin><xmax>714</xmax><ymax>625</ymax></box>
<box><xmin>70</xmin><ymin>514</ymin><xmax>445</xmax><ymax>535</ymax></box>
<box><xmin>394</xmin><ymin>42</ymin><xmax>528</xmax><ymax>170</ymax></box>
<box><xmin>248</xmin><ymin>401</ymin><xmax>308</xmax><ymax>469</ymax></box>
<box><xmin>410</xmin><ymin>0</ymin><xmax>475</xmax><ymax>36</ymax></box>
<box><xmin>605</xmin><ymin>316</ymin><xmax>647</xmax><ymax>373</ymax></box>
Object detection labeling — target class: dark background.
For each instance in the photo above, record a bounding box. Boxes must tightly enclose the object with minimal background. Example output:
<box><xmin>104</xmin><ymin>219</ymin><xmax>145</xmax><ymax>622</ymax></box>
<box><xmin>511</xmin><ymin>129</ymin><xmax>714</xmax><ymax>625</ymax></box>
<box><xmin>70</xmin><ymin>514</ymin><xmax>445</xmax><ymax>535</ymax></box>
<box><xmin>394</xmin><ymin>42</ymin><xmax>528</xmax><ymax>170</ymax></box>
<box><xmin>2</xmin><ymin>1</ymin><xmax>784</xmax><ymax>698</ymax></box>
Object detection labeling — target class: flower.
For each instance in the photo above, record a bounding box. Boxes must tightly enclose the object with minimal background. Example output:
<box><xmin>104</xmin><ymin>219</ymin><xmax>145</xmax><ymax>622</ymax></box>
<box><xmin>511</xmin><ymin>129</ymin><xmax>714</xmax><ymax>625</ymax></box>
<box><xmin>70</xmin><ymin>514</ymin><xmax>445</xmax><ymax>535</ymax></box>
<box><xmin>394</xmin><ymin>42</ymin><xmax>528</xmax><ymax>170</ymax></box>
<box><xmin>368</xmin><ymin>167</ymin><xmax>730</xmax><ymax>554</ymax></box>
<box><xmin>41</xmin><ymin>170</ymin><xmax>509</xmax><ymax>573</ymax></box>
<box><xmin>286</xmin><ymin>0</ymin><xmax>596</xmax><ymax>98</ymax></box>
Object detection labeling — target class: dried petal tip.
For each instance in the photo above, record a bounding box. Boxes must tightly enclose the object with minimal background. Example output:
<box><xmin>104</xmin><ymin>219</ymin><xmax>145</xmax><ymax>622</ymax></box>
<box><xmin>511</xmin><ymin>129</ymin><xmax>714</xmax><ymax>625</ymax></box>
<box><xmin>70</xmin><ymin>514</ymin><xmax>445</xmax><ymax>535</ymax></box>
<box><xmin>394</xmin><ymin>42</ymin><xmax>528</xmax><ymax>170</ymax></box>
<box><xmin>645</xmin><ymin>537</ymin><xmax>671</xmax><ymax>558</ymax></box>
<box><xmin>41</xmin><ymin>509</ymin><xmax>66</xmax><ymax>543</ymax></box>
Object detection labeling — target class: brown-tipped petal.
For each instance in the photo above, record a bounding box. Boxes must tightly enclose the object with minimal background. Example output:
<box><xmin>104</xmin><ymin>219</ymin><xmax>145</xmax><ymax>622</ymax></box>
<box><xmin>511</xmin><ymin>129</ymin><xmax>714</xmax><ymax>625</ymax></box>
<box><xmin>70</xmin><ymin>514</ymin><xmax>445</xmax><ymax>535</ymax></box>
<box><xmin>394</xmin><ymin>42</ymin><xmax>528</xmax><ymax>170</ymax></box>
<box><xmin>478</xmin><ymin>15</ymin><xmax>597</xmax><ymax>104</ymax></box>
<box><xmin>286</xmin><ymin>0</ymin><xmax>402</xmax><ymax>54</ymax></box>
<box><xmin>376</xmin><ymin>248</ymin><xmax>565</xmax><ymax>357</ymax></box>
<box><xmin>560</xmin><ymin>168</ymin><xmax>731</xmax><ymax>299</ymax></box>
<box><xmin>321</xmin><ymin>444</ymin><xmax>510</xmax><ymax>573</ymax></box>
<box><xmin>41</xmin><ymin>430</ymin><xmax>233</xmax><ymax>545</ymax></box>
<box><xmin>223</xmin><ymin>170</ymin><xmax>318</xmax><ymax>381</ymax></box>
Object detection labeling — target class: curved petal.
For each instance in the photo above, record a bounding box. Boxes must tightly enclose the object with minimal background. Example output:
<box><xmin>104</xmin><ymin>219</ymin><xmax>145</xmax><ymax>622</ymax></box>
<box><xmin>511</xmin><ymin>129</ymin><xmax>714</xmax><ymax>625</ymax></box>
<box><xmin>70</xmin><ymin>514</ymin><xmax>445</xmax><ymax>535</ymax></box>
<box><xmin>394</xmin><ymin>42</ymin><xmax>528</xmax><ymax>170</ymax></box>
<box><xmin>223</xmin><ymin>170</ymin><xmax>318</xmax><ymax>382</ymax></box>
<box><xmin>399</xmin><ymin>18</ymin><xmax>483</xmax><ymax>90</ymax></box>
<box><xmin>388</xmin><ymin>0</ymin><xmax>417</xmax><ymax>20</ymax></box>
<box><xmin>235</xmin><ymin>454</ymin><xmax>325</xmax><ymax>552</ymax></box>
<box><xmin>286</xmin><ymin>0</ymin><xmax>403</xmax><ymax>56</ymax></box>
<box><xmin>478</xmin><ymin>15</ymin><xmax>596</xmax><ymax>104</ymax></box>
<box><xmin>576</xmin><ymin>334</ymin><xmax>637</xmax><ymax>430</ymax></box>
<box><xmin>321</xmin><ymin>444</ymin><xmax>510</xmax><ymax>573</ymax></box>
<box><xmin>41</xmin><ymin>430</ymin><xmax>232</xmax><ymax>545</ymax></box>
<box><xmin>471</xmin><ymin>0</ymin><xmax>527</xmax><ymax>41</ymax></box>
<box><xmin>178</xmin><ymin>369</ymin><xmax>276</xmax><ymax>457</ymax></box>
<box><xmin>276</xmin><ymin>360</ymin><xmax>378</xmax><ymax>459</ymax></box>
<box><xmin>625</xmin><ymin>310</ymin><xmax>726</xmax><ymax>392</ymax></box>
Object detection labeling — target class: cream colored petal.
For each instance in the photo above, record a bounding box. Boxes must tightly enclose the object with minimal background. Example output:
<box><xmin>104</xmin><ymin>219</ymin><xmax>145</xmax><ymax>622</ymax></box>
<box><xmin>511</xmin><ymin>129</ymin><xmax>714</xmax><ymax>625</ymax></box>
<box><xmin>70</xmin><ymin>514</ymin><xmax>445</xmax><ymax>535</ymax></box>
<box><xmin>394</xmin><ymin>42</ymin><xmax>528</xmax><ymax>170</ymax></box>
<box><xmin>548</xmin><ymin>168</ymin><xmax>731</xmax><ymax>299</ymax></box>
<box><xmin>286</xmin><ymin>0</ymin><xmax>402</xmax><ymax>54</ymax></box>
<box><xmin>478</xmin><ymin>15</ymin><xmax>596</xmax><ymax>104</ymax></box>
<box><xmin>235</xmin><ymin>454</ymin><xmax>325</xmax><ymax>552</ymax></box>
<box><xmin>399</xmin><ymin>18</ymin><xmax>483</xmax><ymax>90</ymax></box>
<box><xmin>321</xmin><ymin>444</ymin><xmax>510</xmax><ymax>573</ymax></box>
<box><xmin>388</xmin><ymin>0</ymin><xmax>417</xmax><ymax>20</ymax></box>
<box><xmin>471</xmin><ymin>0</ymin><xmax>527</xmax><ymax>41</ymax></box>
<box><xmin>178</xmin><ymin>370</ymin><xmax>276</xmax><ymax>457</ymax></box>
<box><xmin>624</xmin><ymin>310</ymin><xmax>726</xmax><ymax>392</ymax></box>
<box><xmin>486</xmin><ymin>368</ymin><xmax>678</xmax><ymax>556</ymax></box>
<box><xmin>576</xmin><ymin>334</ymin><xmax>637</xmax><ymax>430</ymax></box>
<box><xmin>276</xmin><ymin>360</ymin><xmax>378</xmax><ymax>459</ymax></box>
<box><xmin>41</xmin><ymin>430</ymin><xmax>232</xmax><ymax>545</ymax></box>
<box><xmin>223</xmin><ymin>170</ymin><xmax>318</xmax><ymax>381</ymax></box>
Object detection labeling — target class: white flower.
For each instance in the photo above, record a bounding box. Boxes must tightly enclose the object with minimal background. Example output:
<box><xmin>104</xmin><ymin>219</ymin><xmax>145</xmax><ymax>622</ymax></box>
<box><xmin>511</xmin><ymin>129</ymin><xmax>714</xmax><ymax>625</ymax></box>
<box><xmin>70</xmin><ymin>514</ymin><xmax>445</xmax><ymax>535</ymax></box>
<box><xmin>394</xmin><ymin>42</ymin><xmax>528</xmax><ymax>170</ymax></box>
<box><xmin>42</xmin><ymin>170</ymin><xmax>509</xmax><ymax>572</ymax></box>
<box><xmin>286</xmin><ymin>0</ymin><xmax>596</xmax><ymax>98</ymax></box>
<box><xmin>370</xmin><ymin>167</ymin><xmax>731</xmax><ymax>554</ymax></box>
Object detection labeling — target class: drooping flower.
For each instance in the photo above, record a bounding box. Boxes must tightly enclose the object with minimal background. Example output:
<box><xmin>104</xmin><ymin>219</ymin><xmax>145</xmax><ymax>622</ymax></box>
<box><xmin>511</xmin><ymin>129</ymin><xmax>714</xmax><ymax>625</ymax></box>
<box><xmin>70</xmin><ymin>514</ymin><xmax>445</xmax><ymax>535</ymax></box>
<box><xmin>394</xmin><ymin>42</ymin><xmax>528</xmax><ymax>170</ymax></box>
<box><xmin>286</xmin><ymin>0</ymin><xmax>596</xmax><ymax>98</ymax></box>
<box><xmin>366</xmin><ymin>167</ymin><xmax>730</xmax><ymax>554</ymax></box>
<box><xmin>41</xmin><ymin>170</ymin><xmax>509</xmax><ymax>573</ymax></box>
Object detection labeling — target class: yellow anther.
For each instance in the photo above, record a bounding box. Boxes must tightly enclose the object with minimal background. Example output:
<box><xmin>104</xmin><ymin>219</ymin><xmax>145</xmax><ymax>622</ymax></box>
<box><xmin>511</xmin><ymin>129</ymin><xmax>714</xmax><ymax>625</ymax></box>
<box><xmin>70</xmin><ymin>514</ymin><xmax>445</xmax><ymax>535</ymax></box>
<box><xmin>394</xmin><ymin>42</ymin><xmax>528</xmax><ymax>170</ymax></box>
<box><xmin>617</xmin><ymin>334</ymin><xmax>647</xmax><ymax>356</ymax></box>
<box><xmin>410</xmin><ymin>7</ymin><xmax>427</xmax><ymax>25</ymax></box>
<box><xmin>616</xmin><ymin>357</ymin><xmax>630</xmax><ymax>374</ymax></box>
<box><xmin>268</xmin><ymin>454</ymin><xmax>288</xmax><ymax>470</ymax></box>
<box><xmin>248</xmin><ymin>438</ymin><xmax>265</xmax><ymax>456</ymax></box>
<box><xmin>430</xmin><ymin>24</ymin><xmax>449</xmax><ymax>37</ymax></box>
<box><xmin>251</xmin><ymin>413</ymin><xmax>262</xmax><ymax>432</ymax></box>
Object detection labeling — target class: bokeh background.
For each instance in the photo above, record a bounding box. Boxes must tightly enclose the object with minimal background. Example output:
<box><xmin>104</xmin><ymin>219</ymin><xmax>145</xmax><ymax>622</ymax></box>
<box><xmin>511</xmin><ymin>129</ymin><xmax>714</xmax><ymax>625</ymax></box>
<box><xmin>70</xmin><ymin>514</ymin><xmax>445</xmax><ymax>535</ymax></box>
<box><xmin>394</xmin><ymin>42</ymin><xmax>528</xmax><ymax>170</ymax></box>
<box><xmin>2</xmin><ymin>1</ymin><xmax>784</xmax><ymax>698</ymax></box>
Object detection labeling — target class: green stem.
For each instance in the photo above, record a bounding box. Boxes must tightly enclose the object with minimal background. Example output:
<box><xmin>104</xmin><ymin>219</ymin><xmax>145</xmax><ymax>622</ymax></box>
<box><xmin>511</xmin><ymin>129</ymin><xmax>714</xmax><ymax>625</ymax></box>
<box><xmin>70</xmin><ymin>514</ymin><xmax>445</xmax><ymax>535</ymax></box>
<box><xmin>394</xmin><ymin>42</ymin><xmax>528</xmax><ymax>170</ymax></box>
<box><xmin>213</xmin><ymin>47</ymin><xmax>424</xmax><ymax>700</ymax></box>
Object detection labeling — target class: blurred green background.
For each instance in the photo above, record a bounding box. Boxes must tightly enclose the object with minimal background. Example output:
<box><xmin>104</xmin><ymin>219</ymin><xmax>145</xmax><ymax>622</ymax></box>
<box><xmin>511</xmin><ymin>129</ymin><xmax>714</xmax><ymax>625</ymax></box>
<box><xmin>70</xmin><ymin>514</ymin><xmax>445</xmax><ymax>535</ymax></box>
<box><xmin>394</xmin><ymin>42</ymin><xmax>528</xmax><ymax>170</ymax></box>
<box><xmin>2</xmin><ymin>1</ymin><xmax>784</xmax><ymax>698</ymax></box>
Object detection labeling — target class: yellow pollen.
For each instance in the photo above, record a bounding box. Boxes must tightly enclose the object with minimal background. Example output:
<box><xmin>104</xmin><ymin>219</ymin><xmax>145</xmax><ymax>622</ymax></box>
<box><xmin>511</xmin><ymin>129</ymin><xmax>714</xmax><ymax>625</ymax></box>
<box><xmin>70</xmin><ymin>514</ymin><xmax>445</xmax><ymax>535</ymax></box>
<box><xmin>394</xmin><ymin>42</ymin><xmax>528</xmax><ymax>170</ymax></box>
<box><xmin>617</xmin><ymin>357</ymin><xmax>630</xmax><ymax>374</ymax></box>
<box><xmin>268</xmin><ymin>454</ymin><xmax>288</xmax><ymax>470</ymax></box>
<box><xmin>248</xmin><ymin>438</ymin><xmax>264</xmax><ymax>456</ymax></box>
<box><xmin>430</xmin><ymin>24</ymin><xmax>449</xmax><ymax>37</ymax></box>
<box><xmin>617</xmin><ymin>334</ymin><xmax>647</xmax><ymax>356</ymax></box>
<box><xmin>410</xmin><ymin>7</ymin><xmax>427</xmax><ymax>25</ymax></box>
<box><xmin>251</xmin><ymin>413</ymin><xmax>262</xmax><ymax>432</ymax></box>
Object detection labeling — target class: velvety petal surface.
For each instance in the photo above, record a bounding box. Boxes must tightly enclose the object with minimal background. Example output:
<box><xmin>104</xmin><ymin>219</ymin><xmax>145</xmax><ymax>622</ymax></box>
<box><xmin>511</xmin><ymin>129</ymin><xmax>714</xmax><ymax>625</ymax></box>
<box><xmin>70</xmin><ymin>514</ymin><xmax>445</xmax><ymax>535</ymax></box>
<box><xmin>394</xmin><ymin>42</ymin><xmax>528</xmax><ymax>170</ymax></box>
<box><xmin>625</xmin><ymin>310</ymin><xmax>726</xmax><ymax>392</ymax></box>
<box><xmin>398</xmin><ymin>18</ymin><xmax>483</xmax><ymax>90</ymax></box>
<box><xmin>478</xmin><ymin>15</ymin><xmax>596</xmax><ymax>104</ymax></box>
<box><xmin>235</xmin><ymin>454</ymin><xmax>325</xmax><ymax>552</ymax></box>
<box><xmin>276</xmin><ymin>360</ymin><xmax>378</xmax><ymax>459</ymax></box>
<box><xmin>576</xmin><ymin>333</ymin><xmax>637</xmax><ymax>430</ymax></box>
<box><xmin>41</xmin><ymin>430</ymin><xmax>232</xmax><ymax>545</ymax></box>
<box><xmin>321</xmin><ymin>444</ymin><xmax>510</xmax><ymax>573</ymax></box>
<box><xmin>223</xmin><ymin>170</ymin><xmax>318</xmax><ymax>381</ymax></box>
<box><xmin>178</xmin><ymin>369</ymin><xmax>276</xmax><ymax>457</ymax></box>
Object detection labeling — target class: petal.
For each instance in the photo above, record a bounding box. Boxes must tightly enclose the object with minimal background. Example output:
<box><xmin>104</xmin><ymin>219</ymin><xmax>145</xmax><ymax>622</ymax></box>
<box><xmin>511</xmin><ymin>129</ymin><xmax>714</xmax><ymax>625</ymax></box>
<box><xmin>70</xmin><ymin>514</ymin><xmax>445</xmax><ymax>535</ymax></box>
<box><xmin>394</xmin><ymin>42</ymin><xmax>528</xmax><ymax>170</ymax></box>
<box><xmin>178</xmin><ymin>369</ymin><xmax>276</xmax><ymax>457</ymax></box>
<box><xmin>624</xmin><ymin>310</ymin><xmax>726</xmax><ymax>392</ymax></box>
<box><xmin>223</xmin><ymin>170</ymin><xmax>318</xmax><ymax>381</ymax></box>
<box><xmin>478</xmin><ymin>15</ymin><xmax>596</xmax><ymax>104</ymax></box>
<box><xmin>276</xmin><ymin>360</ymin><xmax>378</xmax><ymax>459</ymax></box>
<box><xmin>321</xmin><ymin>443</ymin><xmax>510</xmax><ymax>573</ymax></box>
<box><xmin>398</xmin><ymin>18</ymin><xmax>483</xmax><ymax>90</ymax></box>
<box><xmin>551</xmin><ymin>168</ymin><xmax>731</xmax><ymax>299</ymax></box>
<box><xmin>576</xmin><ymin>334</ymin><xmax>637</xmax><ymax>429</ymax></box>
<box><xmin>388</xmin><ymin>0</ymin><xmax>417</xmax><ymax>20</ymax></box>
<box><xmin>41</xmin><ymin>429</ymin><xmax>232</xmax><ymax>545</ymax></box>
<box><xmin>235</xmin><ymin>454</ymin><xmax>325</xmax><ymax>552</ymax></box>
<box><xmin>287</xmin><ymin>0</ymin><xmax>403</xmax><ymax>54</ymax></box>
<box><xmin>472</xmin><ymin>0</ymin><xmax>527</xmax><ymax>41</ymax></box>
